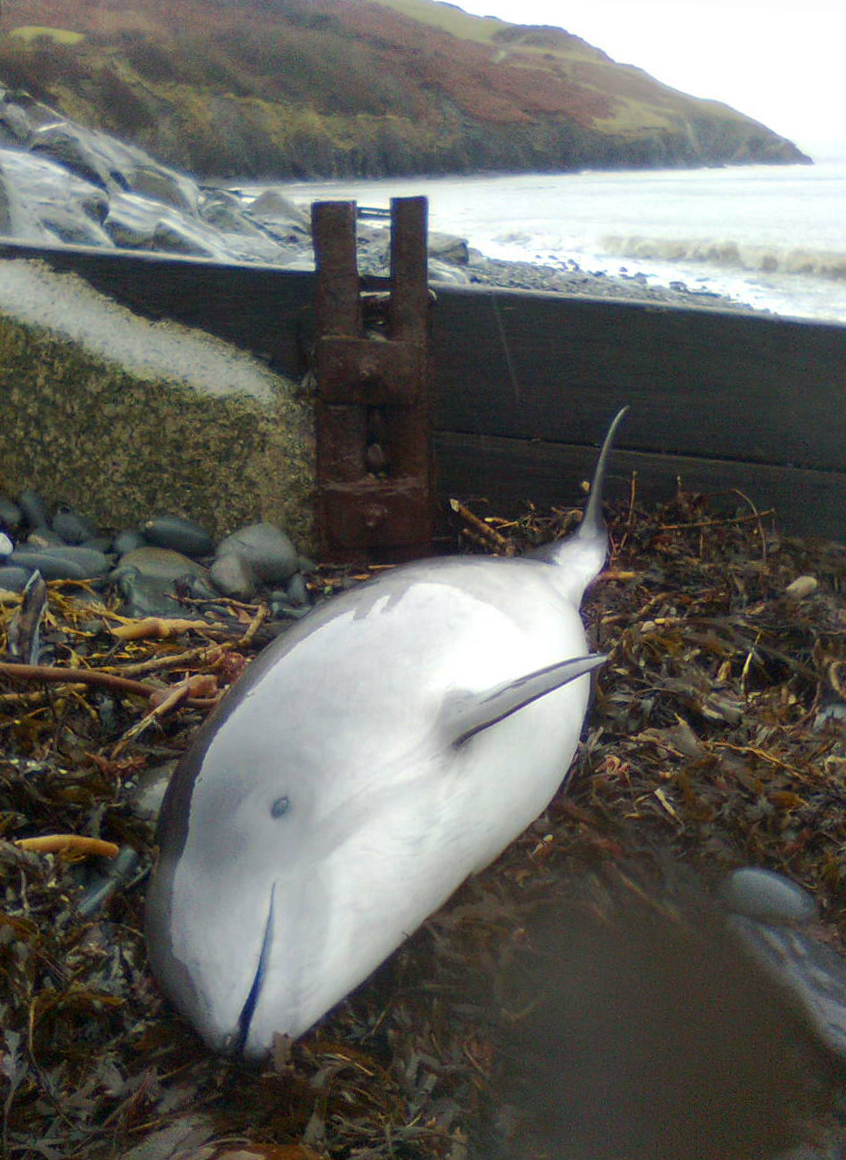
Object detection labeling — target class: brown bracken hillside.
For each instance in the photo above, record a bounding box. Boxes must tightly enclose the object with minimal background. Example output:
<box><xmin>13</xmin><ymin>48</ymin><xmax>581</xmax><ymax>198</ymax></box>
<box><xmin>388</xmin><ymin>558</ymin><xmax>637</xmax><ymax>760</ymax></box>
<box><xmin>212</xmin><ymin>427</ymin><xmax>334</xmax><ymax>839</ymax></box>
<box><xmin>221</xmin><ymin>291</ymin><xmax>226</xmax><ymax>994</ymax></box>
<box><xmin>0</xmin><ymin>0</ymin><xmax>810</xmax><ymax>178</ymax></box>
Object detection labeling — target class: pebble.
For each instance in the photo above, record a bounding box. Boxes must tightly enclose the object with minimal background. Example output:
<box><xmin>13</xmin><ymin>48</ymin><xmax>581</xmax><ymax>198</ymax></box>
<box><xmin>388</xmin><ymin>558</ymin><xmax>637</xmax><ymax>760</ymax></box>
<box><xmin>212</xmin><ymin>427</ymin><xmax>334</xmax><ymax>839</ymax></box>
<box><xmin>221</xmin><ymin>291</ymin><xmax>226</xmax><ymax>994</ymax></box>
<box><xmin>113</xmin><ymin>529</ymin><xmax>147</xmax><ymax>556</ymax></box>
<box><xmin>285</xmin><ymin>571</ymin><xmax>309</xmax><ymax>607</ymax></box>
<box><xmin>0</xmin><ymin>496</ymin><xmax>23</xmax><ymax>529</ymax></box>
<box><xmin>112</xmin><ymin>568</ymin><xmax>191</xmax><ymax>620</ymax></box>
<box><xmin>52</xmin><ymin>506</ymin><xmax>99</xmax><ymax>544</ymax></box>
<box><xmin>141</xmin><ymin>515</ymin><xmax>214</xmax><ymax>558</ymax></box>
<box><xmin>0</xmin><ymin>487</ymin><xmax>312</xmax><ymax>619</ymax></box>
<box><xmin>117</xmin><ymin>546</ymin><xmax>208</xmax><ymax>583</ymax></box>
<box><xmin>719</xmin><ymin>867</ymin><xmax>818</xmax><ymax>925</ymax></box>
<box><xmin>210</xmin><ymin>553</ymin><xmax>258</xmax><ymax>601</ymax></box>
<box><xmin>26</xmin><ymin>526</ymin><xmax>66</xmax><ymax>548</ymax></box>
<box><xmin>215</xmin><ymin>521</ymin><xmax>299</xmax><ymax>584</ymax></box>
<box><xmin>17</xmin><ymin>489</ymin><xmax>48</xmax><ymax>528</ymax></box>
<box><xmin>0</xmin><ymin>565</ymin><xmax>31</xmax><ymax>592</ymax></box>
<box><xmin>9</xmin><ymin>547</ymin><xmax>111</xmax><ymax>580</ymax></box>
<box><xmin>785</xmin><ymin>575</ymin><xmax>818</xmax><ymax>599</ymax></box>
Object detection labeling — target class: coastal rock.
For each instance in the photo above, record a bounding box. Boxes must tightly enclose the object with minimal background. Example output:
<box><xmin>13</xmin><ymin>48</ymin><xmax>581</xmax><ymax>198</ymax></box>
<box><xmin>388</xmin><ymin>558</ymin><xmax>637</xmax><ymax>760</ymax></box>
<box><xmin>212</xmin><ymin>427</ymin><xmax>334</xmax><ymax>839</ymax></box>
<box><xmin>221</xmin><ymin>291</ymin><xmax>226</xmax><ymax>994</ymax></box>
<box><xmin>9</xmin><ymin>545</ymin><xmax>112</xmax><ymax>580</ymax></box>
<box><xmin>0</xmin><ymin>95</ymin><xmax>311</xmax><ymax>267</ymax></box>
<box><xmin>429</xmin><ymin>232</ymin><xmax>469</xmax><ymax>264</ymax></box>
<box><xmin>141</xmin><ymin>516</ymin><xmax>215</xmax><ymax>558</ymax></box>
<box><xmin>117</xmin><ymin>546</ymin><xmax>208</xmax><ymax>583</ymax></box>
<box><xmin>113</xmin><ymin>547</ymin><xmax>215</xmax><ymax>617</ymax></box>
<box><xmin>214</xmin><ymin>522</ymin><xmax>299</xmax><ymax>583</ymax></box>
<box><xmin>0</xmin><ymin>565</ymin><xmax>31</xmax><ymax>592</ymax></box>
<box><xmin>52</xmin><ymin>507</ymin><xmax>99</xmax><ymax>545</ymax></box>
<box><xmin>17</xmin><ymin>490</ymin><xmax>48</xmax><ymax>528</ymax></box>
<box><xmin>209</xmin><ymin>552</ymin><xmax>258</xmax><ymax>601</ymax></box>
<box><xmin>0</xmin><ymin>496</ymin><xmax>23</xmax><ymax>529</ymax></box>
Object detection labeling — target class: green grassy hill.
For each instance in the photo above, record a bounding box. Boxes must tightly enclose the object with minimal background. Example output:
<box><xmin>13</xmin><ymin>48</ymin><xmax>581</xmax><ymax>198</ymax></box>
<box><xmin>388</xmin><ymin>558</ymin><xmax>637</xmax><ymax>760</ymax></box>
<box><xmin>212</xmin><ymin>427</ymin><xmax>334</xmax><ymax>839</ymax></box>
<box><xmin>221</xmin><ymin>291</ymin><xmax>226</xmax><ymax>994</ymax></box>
<box><xmin>0</xmin><ymin>0</ymin><xmax>810</xmax><ymax>178</ymax></box>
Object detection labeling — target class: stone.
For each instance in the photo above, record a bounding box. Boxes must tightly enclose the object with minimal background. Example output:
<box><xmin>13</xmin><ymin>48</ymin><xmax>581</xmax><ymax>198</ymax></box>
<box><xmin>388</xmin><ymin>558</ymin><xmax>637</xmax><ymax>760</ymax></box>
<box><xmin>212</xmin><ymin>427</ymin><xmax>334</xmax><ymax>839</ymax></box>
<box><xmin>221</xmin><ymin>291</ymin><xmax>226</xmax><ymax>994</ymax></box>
<box><xmin>215</xmin><ymin>522</ymin><xmax>299</xmax><ymax>583</ymax></box>
<box><xmin>142</xmin><ymin>515</ymin><xmax>214</xmax><ymax>558</ymax></box>
<box><xmin>52</xmin><ymin>506</ymin><xmax>99</xmax><ymax>544</ymax></box>
<box><xmin>719</xmin><ymin>867</ymin><xmax>818</xmax><ymax>926</ymax></box>
<box><xmin>0</xmin><ymin>495</ymin><xmax>23</xmax><ymax>529</ymax></box>
<box><xmin>0</xmin><ymin>565</ymin><xmax>31</xmax><ymax>592</ymax></box>
<box><xmin>210</xmin><ymin>553</ymin><xmax>258</xmax><ymax>601</ymax></box>
<box><xmin>17</xmin><ymin>489</ymin><xmax>47</xmax><ymax>528</ymax></box>
<box><xmin>117</xmin><ymin>545</ymin><xmax>208</xmax><ymax>583</ymax></box>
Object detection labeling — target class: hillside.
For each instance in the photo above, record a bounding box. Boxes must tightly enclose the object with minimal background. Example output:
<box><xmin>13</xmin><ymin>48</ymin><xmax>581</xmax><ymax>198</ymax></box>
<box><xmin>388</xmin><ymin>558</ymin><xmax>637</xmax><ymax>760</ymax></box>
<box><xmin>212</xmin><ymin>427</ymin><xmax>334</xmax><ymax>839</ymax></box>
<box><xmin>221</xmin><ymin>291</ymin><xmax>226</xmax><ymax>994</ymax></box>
<box><xmin>0</xmin><ymin>0</ymin><xmax>810</xmax><ymax>179</ymax></box>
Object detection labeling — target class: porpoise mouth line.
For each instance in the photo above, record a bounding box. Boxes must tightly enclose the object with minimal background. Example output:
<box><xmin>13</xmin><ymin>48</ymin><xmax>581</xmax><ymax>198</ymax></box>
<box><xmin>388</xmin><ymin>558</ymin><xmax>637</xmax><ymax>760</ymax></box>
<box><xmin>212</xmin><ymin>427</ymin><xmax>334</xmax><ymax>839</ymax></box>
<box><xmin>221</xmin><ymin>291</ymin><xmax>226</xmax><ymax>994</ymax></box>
<box><xmin>235</xmin><ymin>882</ymin><xmax>276</xmax><ymax>1054</ymax></box>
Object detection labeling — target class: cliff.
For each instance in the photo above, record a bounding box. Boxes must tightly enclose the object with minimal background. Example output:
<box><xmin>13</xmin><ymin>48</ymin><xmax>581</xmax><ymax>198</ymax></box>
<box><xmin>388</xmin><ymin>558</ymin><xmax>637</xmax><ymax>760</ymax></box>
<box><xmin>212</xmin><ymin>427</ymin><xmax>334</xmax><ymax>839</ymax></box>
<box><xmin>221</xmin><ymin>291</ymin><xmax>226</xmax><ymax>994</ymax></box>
<box><xmin>0</xmin><ymin>0</ymin><xmax>810</xmax><ymax>179</ymax></box>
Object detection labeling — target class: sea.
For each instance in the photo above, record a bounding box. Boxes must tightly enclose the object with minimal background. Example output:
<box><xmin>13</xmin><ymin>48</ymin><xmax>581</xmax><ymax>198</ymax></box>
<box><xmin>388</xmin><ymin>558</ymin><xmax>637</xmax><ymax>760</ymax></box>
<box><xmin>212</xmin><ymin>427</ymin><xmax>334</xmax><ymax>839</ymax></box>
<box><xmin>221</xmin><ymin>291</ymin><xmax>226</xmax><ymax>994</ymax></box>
<box><xmin>269</xmin><ymin>161</ymin><xmax>846</xmax><ymax>325</ymax></box>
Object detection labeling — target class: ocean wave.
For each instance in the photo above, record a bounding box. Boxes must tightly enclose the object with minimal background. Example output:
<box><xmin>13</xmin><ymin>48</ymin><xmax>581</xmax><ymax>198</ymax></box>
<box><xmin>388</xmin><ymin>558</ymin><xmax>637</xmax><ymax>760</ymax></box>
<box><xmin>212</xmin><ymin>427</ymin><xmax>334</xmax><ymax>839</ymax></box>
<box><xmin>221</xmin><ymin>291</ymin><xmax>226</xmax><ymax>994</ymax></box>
<box><xmin>600</xmin><ymin>235</ymin><xmax>846</xmax><ymax>280</ymax></box>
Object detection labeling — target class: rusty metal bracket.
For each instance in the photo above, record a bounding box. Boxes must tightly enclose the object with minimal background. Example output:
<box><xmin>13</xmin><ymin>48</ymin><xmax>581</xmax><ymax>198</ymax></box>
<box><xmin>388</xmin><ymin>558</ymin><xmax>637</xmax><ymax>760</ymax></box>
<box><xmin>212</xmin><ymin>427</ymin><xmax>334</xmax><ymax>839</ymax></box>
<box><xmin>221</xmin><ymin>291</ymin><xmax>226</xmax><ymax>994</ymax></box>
<box><xmin>312</xmin><ymin>196</ymin><xmax>434</xmax><ymax>563</ymax></box>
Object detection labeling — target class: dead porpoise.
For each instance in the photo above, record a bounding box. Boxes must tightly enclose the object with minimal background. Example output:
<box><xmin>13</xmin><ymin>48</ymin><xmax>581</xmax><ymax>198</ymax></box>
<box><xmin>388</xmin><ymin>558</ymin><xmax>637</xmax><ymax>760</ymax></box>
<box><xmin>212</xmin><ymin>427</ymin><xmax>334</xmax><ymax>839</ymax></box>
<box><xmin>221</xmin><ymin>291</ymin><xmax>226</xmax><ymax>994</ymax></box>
<box><xmin>145</xmin><ymin>407</ymin><xmax>627</xmax><ymax>1057</ymax></box>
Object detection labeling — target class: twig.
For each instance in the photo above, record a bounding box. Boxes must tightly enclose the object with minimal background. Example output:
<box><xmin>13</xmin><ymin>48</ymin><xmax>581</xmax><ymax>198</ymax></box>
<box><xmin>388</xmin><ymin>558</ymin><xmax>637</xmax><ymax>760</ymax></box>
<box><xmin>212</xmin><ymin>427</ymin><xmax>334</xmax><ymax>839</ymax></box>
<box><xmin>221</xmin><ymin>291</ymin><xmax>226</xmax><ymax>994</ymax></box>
<box><xmin>108</xmin><ymin>642</ymin><xmax>228</xmax><ymax>677</ymax></box>
<box><xmin>449</xmin><ymin>498</ymin><xmax>513</xmax><ymax>553</ymax></box>
<box><xmin>110</xmin><ymin>674</ymin><xmax>220</xmax><ymax>759</ymax></box>
<box><xmin>0</xmin><ymin>662</ymin><xmax>159</xmax><ymax>699</ymax></box>
<box><xmin>731</xmin><ymin>487</ymin><xmax>769</xmax><ymax>565</ymax></box>
<box><xmin>239</xmin><ymin>604</ymin><xmax>268</xmax><ymax>648</ymax></box>
<box><xmin>659</xmin><ymin>509</ymin><xmax>775</xmax><ymax>532</ymax></box>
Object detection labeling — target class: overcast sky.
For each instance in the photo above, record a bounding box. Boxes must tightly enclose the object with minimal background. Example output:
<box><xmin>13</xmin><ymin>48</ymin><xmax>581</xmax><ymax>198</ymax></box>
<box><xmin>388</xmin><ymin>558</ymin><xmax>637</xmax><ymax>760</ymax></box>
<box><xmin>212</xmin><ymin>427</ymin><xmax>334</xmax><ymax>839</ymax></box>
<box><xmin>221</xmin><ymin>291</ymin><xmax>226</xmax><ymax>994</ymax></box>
<box><xmin>449</xmin><ymin>0</ymin><xmax>846</xmax><ymax>160</ymax></box>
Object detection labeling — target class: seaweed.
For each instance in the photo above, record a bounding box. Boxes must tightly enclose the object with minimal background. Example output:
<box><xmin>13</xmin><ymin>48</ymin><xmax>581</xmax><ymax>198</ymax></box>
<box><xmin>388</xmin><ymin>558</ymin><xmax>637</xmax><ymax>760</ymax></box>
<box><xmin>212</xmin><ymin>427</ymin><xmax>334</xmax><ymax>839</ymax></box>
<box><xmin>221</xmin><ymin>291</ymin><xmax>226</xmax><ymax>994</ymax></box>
<box><xmin>2</xmin><ymin>482</ymin><xmax>846</xmax><ymax>1158</ymax></box>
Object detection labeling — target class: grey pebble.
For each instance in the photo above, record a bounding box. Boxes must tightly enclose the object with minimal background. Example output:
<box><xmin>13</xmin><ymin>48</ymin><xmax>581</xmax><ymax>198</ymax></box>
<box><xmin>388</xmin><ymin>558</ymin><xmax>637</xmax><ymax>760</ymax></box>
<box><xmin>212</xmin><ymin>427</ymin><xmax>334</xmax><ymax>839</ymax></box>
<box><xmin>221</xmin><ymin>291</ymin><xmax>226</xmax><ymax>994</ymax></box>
<box><xmin>113</xmin><ymin>569</ymin><xmax>186</xmax><ymax>619</ymax></box>
<box><xmin>719</xmin><ymin>867</ymin><xmax>819</xmax><ymax>926</ymax></box>
<box><xmin>210</xmin><ymin>553</ymin><xmax>258</xmax><ymax>601</ymax></box>
<box><xmin>215</xmin><ymin>522</ymin><xmax>298</xmax><ymax>583</ymax></box>
<box><xmin>0</xmin><ymin>532</ymin><xmax>12</xmax><ymax>557</ymax></box>
<box><xmin>285</xmin><ymin>571</ymin><xmax>309</xmax><ymax>607</ymax></box>
<box><xmin>0</xmin><ymin>565</ymin><xmax>31</xmax><ymax>592</ymax></box>
<box><xmin>27</xmin><ymin>526</ymin><xmax>66</xmax><ymax>548</ymax></box>
<box><xmin>9</xmin><ymin>546</ymin><xmax>112</xmax><ymax>580</ymax></box>
<box><xmin>129</xmin><ymin>761</ymin><xmax>177</xmax><ymax>822</ymax></box>
<box><xmin>117</xmin><ymin>545</ymin><xmax>208</xmax><ymax>583</ymax></box>
<box><xmin>113</xmin><ymin>529</ymin><xmax>147</xmax><ymax>556</ymax></box>
<box><xmin>17</xmin><ymin>489</ymin><xmax>47</xmax><ymax>528</ymax></box>
<box><xmin>142</xmin><ymin>515</ymin><xmax>214</xmax><ymax>558</ymax></box>
<box><xmin>82</xmin><ymin>536</ymin><xmax>114</xmax><ymax>554</ymax></box>
<box><xmin>0</xmin><ymin>496</ymin><xmax>23</xmax><ymax>529</ymax></box>
<box><xmin>52</xmin><ymin>506</ymin><xmax>98</xmax><ymax>545</ymax></box>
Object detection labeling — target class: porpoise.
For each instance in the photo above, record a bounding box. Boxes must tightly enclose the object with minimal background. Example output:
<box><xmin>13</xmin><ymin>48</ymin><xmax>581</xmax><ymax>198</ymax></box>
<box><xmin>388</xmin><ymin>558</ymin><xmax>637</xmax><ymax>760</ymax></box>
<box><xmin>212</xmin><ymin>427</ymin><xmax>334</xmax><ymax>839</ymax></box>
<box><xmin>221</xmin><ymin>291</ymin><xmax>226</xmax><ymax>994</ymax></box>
<box><xmin>145</xmin><ymin>407</ymin><xmax>627</xmax><ymax>1057</ymax></box>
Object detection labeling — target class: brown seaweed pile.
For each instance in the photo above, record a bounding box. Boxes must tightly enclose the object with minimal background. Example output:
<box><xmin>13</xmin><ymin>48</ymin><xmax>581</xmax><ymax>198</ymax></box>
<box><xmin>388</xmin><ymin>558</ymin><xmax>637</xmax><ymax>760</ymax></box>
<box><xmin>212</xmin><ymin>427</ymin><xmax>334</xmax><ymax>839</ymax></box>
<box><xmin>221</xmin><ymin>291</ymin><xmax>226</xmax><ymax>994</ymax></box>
<box><xmin>2</xmin><ymin>484</ymin><xmax>846</xmax><ymax>1160</ymax></box>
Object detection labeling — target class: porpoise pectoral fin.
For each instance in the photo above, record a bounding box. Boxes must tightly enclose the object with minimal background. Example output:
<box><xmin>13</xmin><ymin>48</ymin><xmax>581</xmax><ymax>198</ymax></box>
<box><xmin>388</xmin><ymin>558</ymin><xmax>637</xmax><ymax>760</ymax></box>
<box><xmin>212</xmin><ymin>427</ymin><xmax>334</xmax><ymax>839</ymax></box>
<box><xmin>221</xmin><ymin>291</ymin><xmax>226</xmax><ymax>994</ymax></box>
<box><xmin>444</xmin><ymin>654</ymin><xmax>607</xmax><ymax>748</ymax></box>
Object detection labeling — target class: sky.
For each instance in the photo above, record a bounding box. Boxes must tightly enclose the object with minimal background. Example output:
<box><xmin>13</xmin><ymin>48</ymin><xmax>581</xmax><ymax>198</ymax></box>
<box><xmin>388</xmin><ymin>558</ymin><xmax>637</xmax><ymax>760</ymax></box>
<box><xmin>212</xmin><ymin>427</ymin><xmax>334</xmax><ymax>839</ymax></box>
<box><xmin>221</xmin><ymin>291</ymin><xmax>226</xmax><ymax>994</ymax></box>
<box><xmin>449</xmin><ymin>0</ymin><xmax>846</xmax><ymax>160</ymax></box>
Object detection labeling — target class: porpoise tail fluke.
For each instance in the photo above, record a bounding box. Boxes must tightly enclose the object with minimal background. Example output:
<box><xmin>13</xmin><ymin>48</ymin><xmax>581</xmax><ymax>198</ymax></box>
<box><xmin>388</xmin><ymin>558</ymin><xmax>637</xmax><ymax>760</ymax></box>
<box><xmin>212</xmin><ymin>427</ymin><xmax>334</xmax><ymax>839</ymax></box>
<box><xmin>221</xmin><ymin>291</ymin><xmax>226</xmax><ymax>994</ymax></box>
<box><xmin>532</xmin><ymin>406</ymin><xmax>628</xmax><ymax>601</ymax></box>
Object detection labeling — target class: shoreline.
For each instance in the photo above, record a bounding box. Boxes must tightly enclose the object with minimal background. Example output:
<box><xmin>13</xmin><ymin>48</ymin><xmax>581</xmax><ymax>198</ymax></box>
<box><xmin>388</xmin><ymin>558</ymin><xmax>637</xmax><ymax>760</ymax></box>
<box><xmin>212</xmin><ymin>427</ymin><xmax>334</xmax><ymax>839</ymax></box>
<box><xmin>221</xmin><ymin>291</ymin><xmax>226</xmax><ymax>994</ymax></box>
<box><xmin>459</xmin><ymin>250</ymin><xmax>762</xmax><ymax>313</ymax></box>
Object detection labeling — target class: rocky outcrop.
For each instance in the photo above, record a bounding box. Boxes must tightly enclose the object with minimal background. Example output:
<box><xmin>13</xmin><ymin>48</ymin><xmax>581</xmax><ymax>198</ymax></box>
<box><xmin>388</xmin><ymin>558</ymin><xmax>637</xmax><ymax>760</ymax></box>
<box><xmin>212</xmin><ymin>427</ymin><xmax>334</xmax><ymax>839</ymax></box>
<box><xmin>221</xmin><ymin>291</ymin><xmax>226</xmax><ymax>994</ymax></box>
<box><xmin>0</xmin><ymin>0</ymin><xmax>810</xmax><ymax>180</ymax></box>
<box><xmin>0</xmin><ymin>91</ymin><xmax>314</xmax><ymax>261</ymax></box>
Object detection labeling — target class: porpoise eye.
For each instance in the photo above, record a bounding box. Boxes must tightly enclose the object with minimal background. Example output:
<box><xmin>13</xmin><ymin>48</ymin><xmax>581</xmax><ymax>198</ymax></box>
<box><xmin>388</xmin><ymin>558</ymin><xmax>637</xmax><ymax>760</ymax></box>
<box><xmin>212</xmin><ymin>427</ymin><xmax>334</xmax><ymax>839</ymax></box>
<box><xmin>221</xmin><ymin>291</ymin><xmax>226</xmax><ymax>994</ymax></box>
<box><xmin>270</xmin><ymin>795</ymin><xmax>291</xmax><ymax>818</ymax></box>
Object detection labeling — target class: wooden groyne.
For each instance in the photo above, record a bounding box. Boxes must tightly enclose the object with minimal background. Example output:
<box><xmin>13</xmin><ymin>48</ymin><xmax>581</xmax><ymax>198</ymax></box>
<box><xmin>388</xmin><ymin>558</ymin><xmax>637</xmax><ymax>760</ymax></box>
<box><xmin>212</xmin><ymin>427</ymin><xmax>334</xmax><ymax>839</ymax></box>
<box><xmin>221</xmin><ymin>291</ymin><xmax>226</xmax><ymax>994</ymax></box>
<box><xmin>2</xmin><ymin>239</ymin><xmax>844</xmax><ymax>541</ymax></box>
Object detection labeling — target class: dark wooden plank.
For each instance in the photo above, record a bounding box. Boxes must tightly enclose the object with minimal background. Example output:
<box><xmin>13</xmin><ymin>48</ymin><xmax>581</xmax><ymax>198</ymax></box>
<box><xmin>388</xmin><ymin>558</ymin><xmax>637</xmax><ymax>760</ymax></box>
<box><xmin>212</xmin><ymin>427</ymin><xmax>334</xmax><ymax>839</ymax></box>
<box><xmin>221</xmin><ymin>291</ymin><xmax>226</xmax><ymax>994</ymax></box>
<box><xmin>435</xmin><ymin>431</ymin><xmax>846</xmax><ymax>542</ymax></box>
<box><xmin>430</xmin><ymin>286</ymin><xmax>846</xmax><ymax>473</ymax></box>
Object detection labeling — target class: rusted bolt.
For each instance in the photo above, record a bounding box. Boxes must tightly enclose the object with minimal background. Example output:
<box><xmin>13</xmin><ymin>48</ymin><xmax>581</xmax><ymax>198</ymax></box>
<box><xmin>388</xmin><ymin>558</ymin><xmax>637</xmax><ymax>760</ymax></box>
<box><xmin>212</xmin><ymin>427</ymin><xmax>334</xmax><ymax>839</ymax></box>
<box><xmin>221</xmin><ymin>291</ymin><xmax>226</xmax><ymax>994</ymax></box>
<box><xmin>363</xmin><ymin>504</ymin><xmax>388</xmax><ymax>529</ymax></box>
